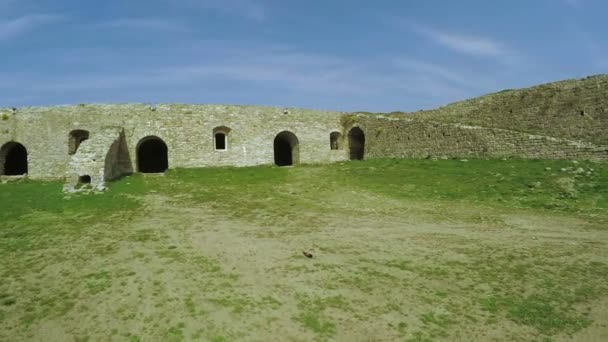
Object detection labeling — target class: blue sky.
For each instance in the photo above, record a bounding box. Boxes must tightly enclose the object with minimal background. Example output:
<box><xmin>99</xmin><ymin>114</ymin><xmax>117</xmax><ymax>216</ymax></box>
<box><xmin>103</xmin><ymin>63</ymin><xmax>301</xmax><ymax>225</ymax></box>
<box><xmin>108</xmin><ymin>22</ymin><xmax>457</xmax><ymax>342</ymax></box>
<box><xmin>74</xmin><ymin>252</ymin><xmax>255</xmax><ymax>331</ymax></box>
<box><xmin>0</xmin><ymin>0</ymin><xmax>606</xmax><ymax>112</ymax></box>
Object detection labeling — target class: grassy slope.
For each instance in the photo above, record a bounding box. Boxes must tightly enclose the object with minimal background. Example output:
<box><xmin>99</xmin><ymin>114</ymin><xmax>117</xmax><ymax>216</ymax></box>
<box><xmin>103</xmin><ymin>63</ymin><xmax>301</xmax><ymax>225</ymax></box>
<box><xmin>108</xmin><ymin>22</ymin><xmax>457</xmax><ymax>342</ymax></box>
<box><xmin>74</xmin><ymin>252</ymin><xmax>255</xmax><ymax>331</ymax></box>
<box><xmin>112</xmin><ymin>158</ymin><xmax>607</xmax><ymax>225</ymax></box>
<box><xmin>0</xmin><ymin>159</ymin><xmax>607</xmax><ymax>341</ymax></box>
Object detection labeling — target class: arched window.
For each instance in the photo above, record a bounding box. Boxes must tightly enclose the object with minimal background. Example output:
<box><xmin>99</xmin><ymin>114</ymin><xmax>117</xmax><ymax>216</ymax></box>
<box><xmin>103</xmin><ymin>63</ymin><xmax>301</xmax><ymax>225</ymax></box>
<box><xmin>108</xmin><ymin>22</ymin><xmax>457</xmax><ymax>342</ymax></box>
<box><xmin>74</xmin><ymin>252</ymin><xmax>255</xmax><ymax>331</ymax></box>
<box><xmin>213</xmin><ymin>126</ymin><xmax>231</xmax><ymax>151</ymax></box>
<box><xmin>274</xmin><ymin>131</ymin><xmax>299</xmax><ymax>166</ymax></box>
<box><xmin>0</xmin><ymin>142</ymin><xmax>28</xmax><ymax>176</ymax></box>
<box><xmin>136</xmin><ymin>136</ymin><xmax>168</xmax><ymax>173</ymax></box>
<box><xmin>330</xmin><ymin>132</ymin><xmax>342</xmax><ymax>150</ymax></box>
<box><xmin>69</xmin><ymin>130</ymin><xmax>90</xmax><ymax>155</ymax></box>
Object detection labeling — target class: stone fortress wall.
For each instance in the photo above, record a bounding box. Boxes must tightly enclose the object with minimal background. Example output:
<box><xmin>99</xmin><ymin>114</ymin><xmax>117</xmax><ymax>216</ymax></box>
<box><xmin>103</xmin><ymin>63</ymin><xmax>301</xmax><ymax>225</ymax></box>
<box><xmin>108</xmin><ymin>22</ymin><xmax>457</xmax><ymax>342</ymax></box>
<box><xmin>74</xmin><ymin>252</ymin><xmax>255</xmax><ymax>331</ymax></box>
<box><xmin>0</xmin><ymin>75</ymin><xmax>606</xmax><ymax>191</ymax></box>
<box><xmin>354</xmin><ymin>75</ymin><xmax>608</xmax><ymax>161</ymax></box>
<box><xmin>0</xmin><ymin>104</ymin><xmax>348</xmax><ymax>190</ymax></box>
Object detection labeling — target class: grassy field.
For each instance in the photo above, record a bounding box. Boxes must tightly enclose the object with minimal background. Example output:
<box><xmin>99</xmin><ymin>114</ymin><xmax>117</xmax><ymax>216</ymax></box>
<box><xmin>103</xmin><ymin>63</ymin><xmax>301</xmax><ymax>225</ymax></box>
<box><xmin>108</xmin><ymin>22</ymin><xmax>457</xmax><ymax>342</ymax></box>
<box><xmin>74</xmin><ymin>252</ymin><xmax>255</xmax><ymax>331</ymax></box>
<box><xmin>1</xmin><ymin>159</ymin><xmax>607</xmax><ymax>341</ymax></box>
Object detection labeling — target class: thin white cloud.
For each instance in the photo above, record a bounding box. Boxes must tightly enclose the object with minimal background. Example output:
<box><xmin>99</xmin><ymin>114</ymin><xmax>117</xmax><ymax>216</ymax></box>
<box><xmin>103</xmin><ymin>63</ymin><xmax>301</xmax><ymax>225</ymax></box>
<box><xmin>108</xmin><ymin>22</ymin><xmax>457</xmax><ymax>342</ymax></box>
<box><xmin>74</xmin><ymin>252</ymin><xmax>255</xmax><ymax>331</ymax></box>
<box><xmin>413</xmin><ymin>24</ymin><xmax>506</xmax><ymax>57</ymax></box>
<box><xmin>0</xmin><ymin>43</ymin><xmax>480</xmax><ymax>110</ymax></box>
<box><xmin>393</xmin><ymin>58</ymin><xmax>477</xmax><ymax>88</ymax></box>
<box><xmin>0</xmin><ymin>13</ymin><xmax>62</xmax><ymax>42</ymax></box>
<box><xmin>13</xmin><ymin>51</ymin><xmax>385</xmax><ymax>97</ymax></box>
<box><xmin>181</xmin><ymin>0</ymin><xmax>266</xmax><ymax>21</ymax></box>
<box><xmin>407</xmin><ymin>23</ymin><xmax>523</xmax><ymax>67</ymax></box>
<box><xmin>97</xmin><ymin>18</ymin><xmax>191</xmax><ymax>33</ymax></box>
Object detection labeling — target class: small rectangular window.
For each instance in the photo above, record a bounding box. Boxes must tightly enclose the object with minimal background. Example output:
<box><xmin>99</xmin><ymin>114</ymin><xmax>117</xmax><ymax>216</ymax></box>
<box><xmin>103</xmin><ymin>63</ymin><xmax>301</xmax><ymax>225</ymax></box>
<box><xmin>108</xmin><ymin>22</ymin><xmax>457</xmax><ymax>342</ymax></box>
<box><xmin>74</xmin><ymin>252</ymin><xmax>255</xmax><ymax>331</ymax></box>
<box><xmin>330</xmin><ymin>132</ymin><xmax>341</xmax><ymax>150</ymax></box>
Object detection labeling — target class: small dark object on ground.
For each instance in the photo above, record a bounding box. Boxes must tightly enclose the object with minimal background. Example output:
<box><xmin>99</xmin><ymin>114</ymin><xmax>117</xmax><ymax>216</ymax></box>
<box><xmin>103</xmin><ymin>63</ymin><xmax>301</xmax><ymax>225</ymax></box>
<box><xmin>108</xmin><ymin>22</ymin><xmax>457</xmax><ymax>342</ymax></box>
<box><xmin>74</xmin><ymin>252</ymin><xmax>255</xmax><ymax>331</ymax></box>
<box><xmin>302</xmin><ymin>251</ymin><xmax>313</xmax><ymax>258</ymax></box>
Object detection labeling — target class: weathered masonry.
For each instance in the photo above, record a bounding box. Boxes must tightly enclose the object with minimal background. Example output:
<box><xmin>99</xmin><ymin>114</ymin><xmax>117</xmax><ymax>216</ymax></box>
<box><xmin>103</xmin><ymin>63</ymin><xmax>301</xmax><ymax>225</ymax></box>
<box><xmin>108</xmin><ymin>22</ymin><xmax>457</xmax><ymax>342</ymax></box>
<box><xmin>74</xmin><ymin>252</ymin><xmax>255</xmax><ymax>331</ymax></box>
<box><xmin>0</xmin><ymin>105</ymin><xmax>361</xmax><ymax>190</ymax></box>
<box><xmin>1</xmin><ymin>74</ymin><xmax>607</xmax><ymax>191</ymax></box>
<box><xmin>351</xmin><ymin>75</ymin><xmax>608</xmax><ymax>162</ymax></box>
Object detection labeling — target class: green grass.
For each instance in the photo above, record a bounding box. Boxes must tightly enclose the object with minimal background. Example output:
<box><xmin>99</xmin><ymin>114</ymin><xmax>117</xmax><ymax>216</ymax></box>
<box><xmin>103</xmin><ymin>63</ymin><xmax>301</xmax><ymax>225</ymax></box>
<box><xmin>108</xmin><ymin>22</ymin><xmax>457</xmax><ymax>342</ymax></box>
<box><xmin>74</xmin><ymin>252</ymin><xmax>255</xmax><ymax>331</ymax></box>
<box><xmin>295</xmin><ymin>311</ymin><xmax>336</xmax><ymax>339</ymax></box>
<box><xmin>328</xmin><ymin>159</ymin><xmax>607</xmax><ymax>213</ymax></box>
<box><xmin>165</xmin><ymin>322</ymin><xmax>185</xmax><ymax>342</ymax></box>
<box><xmin>7</xmin><ymin>158</ymin><xmax>594</xmax><ymax>232</ymax></box>
<box><xmin>1</xmin><ymin>159</ymin><xmax>605</xmax><ymax>240</ymax></box>
<box><xmin>1</xmin><ymin>158</ymin><xmax>607</xmax><ymax>341</ymax></box>
<box><xmin>482</xmin><ymin>294</ymin><xmax>592</xmax><ymax>334</ymax></box>
<box><xmin>85</xmin><ymin>271</ymin><xmax>112</xmax><ymax>295</ymax></box>
<box><xmin>184</xmin><ymin>296</ymin><xmax>196</xmax><ymax>316</ymax></box>
<box><xmin>0</xmin><ymin>179</ymin><xmax>141</xmax><ymax>222</ymax></box>
<box><xmin>140</xmin><ymin>159</ymin><xmax>606</xmax><ymax>218</ymax></box>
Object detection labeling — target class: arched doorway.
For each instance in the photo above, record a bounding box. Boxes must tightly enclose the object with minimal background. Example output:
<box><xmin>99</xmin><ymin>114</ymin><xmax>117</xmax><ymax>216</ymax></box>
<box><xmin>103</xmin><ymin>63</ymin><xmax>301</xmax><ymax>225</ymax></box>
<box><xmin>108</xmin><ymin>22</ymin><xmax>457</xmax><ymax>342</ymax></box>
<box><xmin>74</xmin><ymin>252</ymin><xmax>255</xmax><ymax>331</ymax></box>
<box><xmin>274</xmin><ymin>131</ymin><xmax>299</xmax><ymax>166</ymax></box>
<box><xmin>136</xmin><ymin>136</ymin><xmax>168</xmax><ymax>173</ymax></box>
<box><xmin>1</xmin><ymin>142</ymin><xmax>28</xmax><ymax>175</ymax></box>
<box><xmin>348</xmin><ymin>127</ymin><xmax>365</xmax><ymax>160</ymax></box>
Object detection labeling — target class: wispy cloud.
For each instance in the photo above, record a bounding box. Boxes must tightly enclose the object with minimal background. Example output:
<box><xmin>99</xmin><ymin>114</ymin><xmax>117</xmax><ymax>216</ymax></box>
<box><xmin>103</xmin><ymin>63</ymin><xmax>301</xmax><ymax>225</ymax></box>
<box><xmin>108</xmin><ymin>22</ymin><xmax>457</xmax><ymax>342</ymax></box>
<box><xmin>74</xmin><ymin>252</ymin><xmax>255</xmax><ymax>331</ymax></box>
<box><xmin>412</xmin><ymin>24</ymin><xmax>506</xmax><ymax>57</ymax></box>
<box><xmin>393</xmin><ymin>58</ymin><xmax>476</xmax><ymax>88</ymax></box>
<box><xmin>381</xmin><ymin>15</ymin><xmax>525</xmax><ymax>68</ymax></box>
<box><xmin>181</xmin><ymin>0</ymin><xmax>266</xmax><ymax>21</ymax></box>
<box><xmin>392</xmin><ymin>57</ymin><xmax>504</xmax><ymax>100</ymax></box>
<box><xmin>398</xmin><ymin>21</ymin><xmax>523</xmax><ymax>68</ymax></box>
<box><xmin>97</xmin><ymin>18</ymin><xmax>191</xmax><ymax>33</ymax></box>
<box><xmin>0</xmin><ymin>42</ymin><xmax>485</xmax><ymax>111</ymax></box>
<box><xmin>12</xmin><ymin>49</ymin><xmax>387</xmax><ymax>97</ymax></box>
<box><xmin>0</xmin><ymin>13</ymin><xmax>62</xmax><ymax>42</ymax></box>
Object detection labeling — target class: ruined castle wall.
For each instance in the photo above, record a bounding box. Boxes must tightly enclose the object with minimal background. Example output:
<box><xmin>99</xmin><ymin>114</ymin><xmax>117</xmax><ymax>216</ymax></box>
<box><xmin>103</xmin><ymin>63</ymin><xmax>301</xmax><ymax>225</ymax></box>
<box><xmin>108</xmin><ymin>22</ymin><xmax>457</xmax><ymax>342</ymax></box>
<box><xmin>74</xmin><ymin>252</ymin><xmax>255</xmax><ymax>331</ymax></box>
<box><xmin>104</xmin><ymin>131</ymin><xmax>133</xmax><ymax>181</ymax></box>
<box><xmin>355</xmin><ymin>75</ymin><xmax>608</xmax><ymax>161</ymax></box>
<box><xmin>0</xmin><ymin>104</ymin><xmax>347</xmax><ymax>180</ymax></box>
<box><xmin>353</xmin><ymin>116</ymin><xmax>606</xmax><ymax>161</ymax></box>
<box><xmin>1</xmin><ymin>75</ymin><xmax>606</xmax><ymax>182</ymax></box>
<box><xmin>405</xmin><ymin>75</ymin><xmax>608</xmax><ymax>146</ymax></box>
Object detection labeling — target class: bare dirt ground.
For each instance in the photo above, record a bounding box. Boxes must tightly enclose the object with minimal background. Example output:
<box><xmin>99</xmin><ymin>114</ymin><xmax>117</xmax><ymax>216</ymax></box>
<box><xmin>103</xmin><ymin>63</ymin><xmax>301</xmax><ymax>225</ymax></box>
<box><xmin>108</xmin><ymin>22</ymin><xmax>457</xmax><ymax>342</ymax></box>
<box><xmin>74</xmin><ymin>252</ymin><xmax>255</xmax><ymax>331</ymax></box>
<box><xmin>2</xmin><ymin>190</ymin><xmax>607</xmax><ymax>341</ymax></box>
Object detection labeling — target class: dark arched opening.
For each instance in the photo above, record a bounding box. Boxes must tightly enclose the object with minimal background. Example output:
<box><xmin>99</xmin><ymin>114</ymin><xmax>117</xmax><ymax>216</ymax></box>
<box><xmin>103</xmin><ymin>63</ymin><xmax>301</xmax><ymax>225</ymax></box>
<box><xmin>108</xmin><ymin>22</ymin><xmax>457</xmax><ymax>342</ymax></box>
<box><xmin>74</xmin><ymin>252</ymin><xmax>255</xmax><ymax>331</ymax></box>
<box><xmin>274</xmin><ymin>131</ymin><xmax>299</xmax><ymax>166</ymax></box>
<box><xmin>1</xmin><ymin>142</ymin><xmax>28</xmax><ymax>175</ymax></box>
<box><xmin>215</xmin><ymin>133</ymin><xmax>226</xmax><ymax>150</ymax></box>
<box><xmin>330</xmin><ymin>132</ymin><xmax>342</xmax><ymax>150</ymax></box>
<box><xmin>213</xmin><ymin>126</ymin><xmax>231</xmax><ymax>151</ymax></box>
<box><xmin>68</xmin><ymin>129</ymin><xmax>90</xmax><ymax>155</ymax></box>
<box><xmin>348</xmin><ymin>127</ymin><xmax>365</xmax><ymax>160</ymax></box>
<box><xmin>78</xmin><ymin>175</ymin><xmax>91</xmax><ymax>184</ymax></box>
<box><xmin>137</xmin><ymin>136</ymin><xmax>168</xmax><ymax>173</ymax></box>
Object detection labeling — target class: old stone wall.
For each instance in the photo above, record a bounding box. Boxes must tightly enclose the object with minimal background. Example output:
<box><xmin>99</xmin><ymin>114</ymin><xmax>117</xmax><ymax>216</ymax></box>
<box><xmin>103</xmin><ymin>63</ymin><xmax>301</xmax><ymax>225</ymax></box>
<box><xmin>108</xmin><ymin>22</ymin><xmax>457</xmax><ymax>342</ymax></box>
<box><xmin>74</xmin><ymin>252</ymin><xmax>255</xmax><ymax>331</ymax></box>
<box><xmin>352</xmin><ymin>75</ymin><xmax>608</xmax><ymax>161</ymax></box>
<box><xmin>351</xmin><ymin>116</ymin><xmax>606</xmax><ymax>160</ymax></box>
<box><xmin>64</xmin><ymin>127</ymin><xmax>130</xmax><ymax>191</ymax></box>
<box><xmin>1</xmin><ymin>75</ymin><xmax>606</xmax><ymax>186</ymax></box>
<box><xmin>0</xmin><ymin>104</ymin><xmax>348</xmax><ymax>181</ymax></box>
